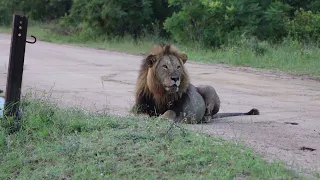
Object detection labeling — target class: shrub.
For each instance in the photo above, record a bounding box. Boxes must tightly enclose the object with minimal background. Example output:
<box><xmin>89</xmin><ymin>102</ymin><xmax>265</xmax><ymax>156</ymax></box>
<box><xmin>163</xmin><ymin>0</ymin><xmax>290</xmax><ymax>47</ymax></box>
<box><xmin>0</xmin><ymin>0</ymin><xmax>17</xmax><ymax>25</ymax></box>
<box><xmin>62</xmin><ymin>0</ymin><xmax>173</xmax><ymax>39</ymax></box>
<box><xmin>286</xmin><ymin>9</ymin><xmax>320</xmax><ymax>43</ymax></box>
<box><xmin>0</xmin><ymin>0</ymin><xmax>72</xmax><ymax>25</ymax></box>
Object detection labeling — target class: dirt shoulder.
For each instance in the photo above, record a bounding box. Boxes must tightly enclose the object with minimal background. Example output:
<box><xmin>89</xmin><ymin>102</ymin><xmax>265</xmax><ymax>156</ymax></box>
<box><xmin>0</xmin><ymin>34</ymin><xmax>319</xmax><ymax>175</ymax></box>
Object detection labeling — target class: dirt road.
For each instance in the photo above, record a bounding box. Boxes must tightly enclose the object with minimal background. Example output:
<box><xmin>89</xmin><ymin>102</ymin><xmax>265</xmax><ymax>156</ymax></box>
<box><xmin>0</xmin><ymin>34</ymin><xmax>319</xmax><ymax>174</ymax></box>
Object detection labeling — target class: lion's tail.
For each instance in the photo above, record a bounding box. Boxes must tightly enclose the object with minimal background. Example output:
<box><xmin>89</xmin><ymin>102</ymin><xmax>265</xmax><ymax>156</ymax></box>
<box><xmin>211</xmin><ymin>108</ymin><xmax>259</xmax><ymax>119</ymax></box>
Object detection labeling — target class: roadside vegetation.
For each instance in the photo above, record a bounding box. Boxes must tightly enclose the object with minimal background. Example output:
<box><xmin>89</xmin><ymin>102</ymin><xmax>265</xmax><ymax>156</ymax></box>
<box><xmin>0</xmin><ymin>91</ymin><xmax>307</xmax><ymax>179</ymax></box>
<box><xmin>0</xmin><ymin>0</ymin><xmax>320</xmax><ymax>77</ymax></box>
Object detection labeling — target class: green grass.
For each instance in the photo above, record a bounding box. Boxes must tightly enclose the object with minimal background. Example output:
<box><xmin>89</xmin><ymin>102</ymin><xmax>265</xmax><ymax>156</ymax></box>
<box><xmin>0</xmin><ymin>91</ymin><xmax>308</xmax><ymax>180</ymax></box>
<box><xmin>0</xmin><ymin>24</ymin><xmax>319</xmax><ymax>78</ymax></box>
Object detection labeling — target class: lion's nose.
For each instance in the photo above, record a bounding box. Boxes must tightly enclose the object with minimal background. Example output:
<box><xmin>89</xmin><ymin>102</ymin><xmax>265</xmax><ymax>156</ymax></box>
<box><xmin>171</xmin><ymin>77</ymin><xmax>179</xmax><ymax>82</ymax></box>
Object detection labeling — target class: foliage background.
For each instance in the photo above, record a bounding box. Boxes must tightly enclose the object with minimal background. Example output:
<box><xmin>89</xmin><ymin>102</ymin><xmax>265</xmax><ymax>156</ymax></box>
<box><xmin>1</xmin><ymin>0</ymin><xmax>320</xmax><ymax>47</ymax></box>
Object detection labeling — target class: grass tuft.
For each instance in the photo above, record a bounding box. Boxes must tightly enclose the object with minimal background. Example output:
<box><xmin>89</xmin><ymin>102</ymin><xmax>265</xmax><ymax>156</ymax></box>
<box><xmin>0</xmin><ymin>91</ymin><xmax>308</xmax><ymax>179</ymax></box>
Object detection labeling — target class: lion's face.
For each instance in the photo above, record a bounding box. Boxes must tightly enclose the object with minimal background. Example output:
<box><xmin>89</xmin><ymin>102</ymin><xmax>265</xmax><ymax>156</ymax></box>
<box><xmin>146</xmin><ymin>49</ymin><xmax>188</xmax><ymax>94</ymax></box>
<box><xmin>155</xmin><ymin>55</ymin><xmax>183</xmax><ymax>93</ymax></box>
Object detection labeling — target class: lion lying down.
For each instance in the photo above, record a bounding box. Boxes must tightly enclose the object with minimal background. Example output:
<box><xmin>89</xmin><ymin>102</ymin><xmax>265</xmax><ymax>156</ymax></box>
<box><xmin>132</xmin><ymin>44</ymin><xmax>259</xmax><ymax>124</ymax></box>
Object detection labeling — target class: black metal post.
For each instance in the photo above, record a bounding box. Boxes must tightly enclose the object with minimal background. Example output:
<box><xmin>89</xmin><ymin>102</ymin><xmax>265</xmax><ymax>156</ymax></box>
<box><xmin>5</xmin><ymin>14</ymin><xmax>28</xmax><ymax>117</ymax></box>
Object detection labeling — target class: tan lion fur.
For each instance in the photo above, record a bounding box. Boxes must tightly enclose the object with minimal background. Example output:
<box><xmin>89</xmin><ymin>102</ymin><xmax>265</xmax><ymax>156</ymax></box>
<box><xmin>134</xmin><ymin>44</ymin><xmax>189</xmax><ymax>113</ymax></box>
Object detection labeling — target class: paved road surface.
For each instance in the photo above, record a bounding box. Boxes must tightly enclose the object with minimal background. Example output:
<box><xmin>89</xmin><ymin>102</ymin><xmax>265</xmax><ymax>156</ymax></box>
<box><xmin>0</xmin><ymin>34</ymin><xmax>319</xmax><ymax>174</ymax></box>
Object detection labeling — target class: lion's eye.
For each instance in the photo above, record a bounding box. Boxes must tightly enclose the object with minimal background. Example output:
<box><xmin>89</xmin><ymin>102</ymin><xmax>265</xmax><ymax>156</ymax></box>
<box><xmin>163</xmin><ymin>65</ymin><xmax>168</xmax><ymax>69</ymax></box>
<box><xmin>177</xmin><ymin>66</ymin><xmax>181</xmax><ymax>70</ymax></box>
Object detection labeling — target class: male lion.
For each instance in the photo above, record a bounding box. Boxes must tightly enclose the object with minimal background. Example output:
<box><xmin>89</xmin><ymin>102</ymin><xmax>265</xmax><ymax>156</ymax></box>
<box><xmin>132</xmin><ymin>44</ymin><xmax>259</xmax><ymax>124</ymax></box>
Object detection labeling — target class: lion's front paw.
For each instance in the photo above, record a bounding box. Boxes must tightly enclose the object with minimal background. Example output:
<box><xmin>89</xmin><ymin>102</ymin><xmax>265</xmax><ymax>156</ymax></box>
<box><xmin>200</xmin><ymin>115</ymin><xmax>212</xmax><ymax>123</ymax></box>
<box><xmin>159</xmin><ymin>110</ymin><xmax>176</xmax><ymax>121</ymax></box>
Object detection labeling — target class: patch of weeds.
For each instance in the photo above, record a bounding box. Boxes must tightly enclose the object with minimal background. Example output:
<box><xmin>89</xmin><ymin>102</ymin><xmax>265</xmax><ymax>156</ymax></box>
<box><xmin>58</xmin><ymin>135</ymin><xmax>81</xmax><ymax>157</ymax></box>
<box><xmin>313</xmin><ymin>172</ymin><xmax>320</xmax><ymax>179</ymax></box>
<box><xmin>119</xmin><ymin>132</ymin><xmax>156</xmax><ymax>142</ymax></box>
<box><xmin>0</xmin><ymin>130</ymin><xmax>5</xmax><ymax>151</ymax></box>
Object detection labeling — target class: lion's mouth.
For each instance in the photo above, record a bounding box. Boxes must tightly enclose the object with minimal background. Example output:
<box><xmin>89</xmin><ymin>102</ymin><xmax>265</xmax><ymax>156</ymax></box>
<box><xmin>165</xmin><ymin>84</ymin><xmax>179</xmax><ymax>93</ymax></box>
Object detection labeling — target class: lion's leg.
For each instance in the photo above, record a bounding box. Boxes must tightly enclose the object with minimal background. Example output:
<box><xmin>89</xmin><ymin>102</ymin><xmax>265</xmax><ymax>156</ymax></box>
<box><xmin>159</xmin><ymin>110</ymin><xmax>177</xmax><ymax>121</ymax></box>
<box><xmin>174</xmin><ymin>85</ymin><xmax>206</xmax><ymax>124</ymax></box>
<box><xmin>196</xmin><ymin>85</ymin><xmax>221</xmax><ymax>117</ymax></box>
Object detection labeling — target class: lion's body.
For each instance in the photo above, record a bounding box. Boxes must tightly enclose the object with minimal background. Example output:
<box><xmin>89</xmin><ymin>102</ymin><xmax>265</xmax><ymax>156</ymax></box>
<box><xmin>132</xmin><ymin>44</ymin><xmax>259</xmax><ymax>124</ymax></box>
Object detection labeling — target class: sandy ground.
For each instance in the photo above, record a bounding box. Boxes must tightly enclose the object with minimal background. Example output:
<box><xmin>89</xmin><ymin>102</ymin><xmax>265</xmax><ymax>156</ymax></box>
<box><xmin>0</xmin><ymin>34</ymin><xmax>319</xmax><ymax>175</ymax></box>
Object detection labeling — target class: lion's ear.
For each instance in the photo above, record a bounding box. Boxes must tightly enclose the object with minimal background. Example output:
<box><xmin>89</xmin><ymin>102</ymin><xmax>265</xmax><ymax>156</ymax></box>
<box><xmin>146</xmin><ymin>54</ymin><xmax>156</xmax><ymax>67</ymax></box>
<box><xmin>180</xmin><ymin>53</ymin><xmax>188</xmax><ymax>64</ymax></box>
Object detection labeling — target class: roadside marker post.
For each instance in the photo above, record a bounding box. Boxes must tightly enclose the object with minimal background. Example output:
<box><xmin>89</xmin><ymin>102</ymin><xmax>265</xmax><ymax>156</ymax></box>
<box><xmin>2</xmin><ymin>14</ymin><xmax>36</xmax><ymax>129</ymax></box>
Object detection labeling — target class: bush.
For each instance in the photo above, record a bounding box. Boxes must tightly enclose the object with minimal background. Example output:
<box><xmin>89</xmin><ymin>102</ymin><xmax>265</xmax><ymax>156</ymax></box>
<box><xmin>62</xmin><ymin>0</ymin><xmax>173</xmax><ymax>39</ymax></box>
<box><xmin>284</xmin><ymin>0</ymin><xmax>320</xmax><ymax>16</ymax></box>
<box><xmin>286</xmin><ymin>9</ymin><xmax>320</xmax><ymax>43</ymax></box>
<box><xmin>0</xmin><ymin>0</ymin><xmax>17</xmax><ymax>25</ymax></box>
<box><xmin>255</xmin><ymin>1</ymin><xmax>291</xmax><ymax>42</ymax></box>
<box><xmin>163</xmin><ymin>0</ymin><xmax>290</xmax><ymax>47</ymax></box>
<box><xmin>1</xmin><ymin>0</ymin><xmax>320</xmax><ymax>47</ymax></box>
<box><xmin>0</xmin><ymin>0</ymin><xmax>72</xmax><ymax>25</ymax></box>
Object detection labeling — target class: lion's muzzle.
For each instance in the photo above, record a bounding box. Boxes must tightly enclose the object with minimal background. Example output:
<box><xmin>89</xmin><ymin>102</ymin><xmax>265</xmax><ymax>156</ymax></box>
<box><xmin>171</xmin><ymin>74</ymin><xmax>180</xmax><ymax>86</ymax></box>
<box><xmin>165</xmin><ymin>84</ymin><xmax>179</xmax><ymax>93</ymax></box>
<box><xmin>164</xmin><ymin>74</ymin><xmax>180</xmax><ymax>93</ymax></box>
